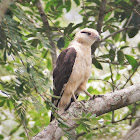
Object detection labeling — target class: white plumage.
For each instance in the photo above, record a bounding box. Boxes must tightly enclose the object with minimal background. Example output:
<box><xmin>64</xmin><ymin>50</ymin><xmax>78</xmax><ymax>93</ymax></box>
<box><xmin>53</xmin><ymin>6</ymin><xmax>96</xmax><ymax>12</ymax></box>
<box><xmin>52</xmin><ymin>28</ymin><xmax>100</xmax><ymax>117</ymax></box>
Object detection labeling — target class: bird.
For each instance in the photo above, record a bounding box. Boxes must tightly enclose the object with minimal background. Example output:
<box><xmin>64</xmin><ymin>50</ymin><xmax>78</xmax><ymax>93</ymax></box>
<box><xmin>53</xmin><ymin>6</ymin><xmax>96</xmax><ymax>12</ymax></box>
<box><xmin>51</xmin><ymin>28</ymin><xmax>100</xmax><ymax>120</ymax></box>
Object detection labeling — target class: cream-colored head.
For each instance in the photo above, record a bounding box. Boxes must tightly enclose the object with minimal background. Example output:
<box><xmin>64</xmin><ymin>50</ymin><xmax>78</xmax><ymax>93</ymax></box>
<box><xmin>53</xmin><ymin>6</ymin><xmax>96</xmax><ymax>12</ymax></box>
<box><xmin>74</xmin><ymin>28</ymin><xmax>100</xmax><ymax>46</ymax></box>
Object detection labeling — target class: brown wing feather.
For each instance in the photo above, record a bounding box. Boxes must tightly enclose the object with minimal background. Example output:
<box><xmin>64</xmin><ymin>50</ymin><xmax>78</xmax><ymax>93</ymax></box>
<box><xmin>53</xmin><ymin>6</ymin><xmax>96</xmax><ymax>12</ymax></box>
<box><xmin>52</xmin><ymin>47</ymin><xmax>76</xmax><ymax>106</ymax></box>
<box><xmin>51</xmin><ymin>47</ymin><xmax>76</xmax><ymax>121</ymax></box>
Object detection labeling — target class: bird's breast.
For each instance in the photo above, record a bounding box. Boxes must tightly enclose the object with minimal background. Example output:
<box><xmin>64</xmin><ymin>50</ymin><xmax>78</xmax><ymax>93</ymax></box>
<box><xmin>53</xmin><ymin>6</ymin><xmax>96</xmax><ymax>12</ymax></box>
<box><xmin>72</xmin><ymin>49</ymin><xmax>91</xmax><ymax>81</ymax></box>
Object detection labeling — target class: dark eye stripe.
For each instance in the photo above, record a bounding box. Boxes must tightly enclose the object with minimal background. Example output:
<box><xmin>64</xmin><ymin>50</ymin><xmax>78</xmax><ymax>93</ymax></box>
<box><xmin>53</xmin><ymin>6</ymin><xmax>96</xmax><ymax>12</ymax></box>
<box><xmin>81</xmin><ymin>31</ymin><xmax>91</xmax><ymax>35</ymax></box>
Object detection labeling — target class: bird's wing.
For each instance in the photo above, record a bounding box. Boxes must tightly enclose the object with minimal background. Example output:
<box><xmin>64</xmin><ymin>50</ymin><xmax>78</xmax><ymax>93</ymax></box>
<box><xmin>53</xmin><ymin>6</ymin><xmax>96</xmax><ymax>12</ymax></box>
<box><xmin>52</xmin><ymin>47</ymin><xmax>77</xmax><ymax>107</ymax></box>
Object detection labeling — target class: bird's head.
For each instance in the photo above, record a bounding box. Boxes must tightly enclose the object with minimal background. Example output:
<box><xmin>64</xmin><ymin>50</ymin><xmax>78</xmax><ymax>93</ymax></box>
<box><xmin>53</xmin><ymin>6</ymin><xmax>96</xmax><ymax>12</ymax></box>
<box><xmin>75</xmin><ymin>28</ymin><xmax>100</xmax><ymax>46</ymax></box>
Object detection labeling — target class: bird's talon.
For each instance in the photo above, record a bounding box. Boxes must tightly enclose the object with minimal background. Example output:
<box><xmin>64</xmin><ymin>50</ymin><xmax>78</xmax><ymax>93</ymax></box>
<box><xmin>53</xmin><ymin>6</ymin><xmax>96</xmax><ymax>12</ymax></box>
<box><xmin>90</xmin><ymin>95</ymin><xmax>96</xmax><ymax>100</ymax></box>
<box><xmin>91</xmin><ymin>94</ymin><xmax>104</xmax><ymax>99</ymax></box>
<box><xmin>97</xmin><ymin>94</ymin><xmax>104</xmax><ymax>98</ymax></box>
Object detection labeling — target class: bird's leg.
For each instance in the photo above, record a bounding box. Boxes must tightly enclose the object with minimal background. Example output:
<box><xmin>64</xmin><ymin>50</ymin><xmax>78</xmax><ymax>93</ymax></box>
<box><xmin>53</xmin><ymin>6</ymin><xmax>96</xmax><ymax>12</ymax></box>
<box><xmin>84</xmin><ymin>90</ymin><xmax>104</xmax><ymax>99</ymax></box>
<box><xmin>72</xmin><ymin>92</ymin><xmax>77</xmax><ymax>102</ymax></box>
<box><xmin>83</xmin><ymin>90</ymin><xmax>93</xmax><ymax>99</ymax></box>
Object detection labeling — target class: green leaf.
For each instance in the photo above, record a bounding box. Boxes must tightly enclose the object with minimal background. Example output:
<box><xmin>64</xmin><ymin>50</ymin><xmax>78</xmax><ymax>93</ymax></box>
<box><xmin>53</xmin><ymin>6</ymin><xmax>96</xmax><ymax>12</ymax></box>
<box><xmin>120</xmin><ymin>46</ymin><xmax>129</xmax><ymax>50</ymax></box>
<box><xmin>125</xmin><ymin>55</ymin><xmax>138</xmax><ymax>70</ymax></box>
<box><xmin>0</xmin><ymin>100</ymin><xmax>5</xmax><ymax>107</ymax></box>
<box><xmin>19</xmin><ymin>132</ymin><xmax>26</xmax><ymax>137</ymax></box>
<box><xmin>92</xmin><ymin>58</ymin><xmax>103</xmax><ymax>70</ymax></box>
<box><xmin>4</xmin><ymin>49</ymin><xmax>7</xmax><ymax>62</ymax></box>
<box><xmin>65</xmin><ymin>0</ymin><xmax>71</xmax><ymax>12</ymax></box>
<box><xmin>138</xmin><ymin>42</ymin><xmax>140</xmax><ymax>51</ymax></box>
<box><xmin>109</xmin><ymin>49</ymin><xmax>115</xmax><ymax>61</ymax></box>
<box><xmin>69</xmin><ymin>23</ymin><xmax>83</xmax><ymax>35</ymax></box>
<box><xmin>74</xmin><ymin>0</ymin><xmax>80</xmax><ymax>6</ymax></box>
<box><xmin>104</xmin><ymin>75</ymin><xmax>111</xmax><ymax>81</ymax></box>
<box><xmin>58</xmin><ymin>118</ymin><xmax>70</xmax><ymax>128</ymax></box>
<box><xmin>116</xmin><ymin>73</ymin><xmax>121</xmax><ymax>80</ymax></box>
<box><xmin>103</xmin><ymin>25</ymin><xmax>109</xmax><ymax>32</ymax></box>
<box><xmin>99</xmin><ymin>54</ymin><xmax>109</xmax><ymax>58</ymax></box>
<box><xmin>117</xmin><ymin>50</ymin><xmax>124</xmax><ymax>65</ymax></box>
<box><xmin>57</xmin><ymin>37</ymin><xmax>65</xmax><ymax>49</ymax></box>
<box><xmin>82</xmin><ymin>112</ymin><xmax>86</xmax><ymax>117</ymax></box>
<box><xmin>64</xmin><ymin>23</ymin><xmax>74</xmax><ymax>36</ymax></box>
<box><xmin>0</xmin><ymin>135</ymin><xmax>4</xmax><ymax>139</ymax></box>
<box><xmin>89</xmin><ymin>114</ymin><xmax>96</xmax><ymax>119</ymax></box>
<box><xmin>104</xmin><ymin>12</ymin><xmax>112</xmax><ymax>21</ymax></box>
<box><xmin>86</xmin><ymin>112</ymin><xmax>91</xmax><ymax>118</ymax></box>
<box><xmin>0</xmin><ymin>96</ymin><xmax>7</xmax><ymax>100</ymax></box>
<box><xmin>118</xmin><ymin>1</ymin><xmax>133</xmax><ymax>10</ymax></box>
<box><xmin>130</xmin><ymin>12</ymin><xmax>140</xmax><ymax>26</ymax></box>
<box><xmin>128</xmin><ymin>28</ymin><xmax>139</xmax><ymax>38</ymax></box>
<box><xmin>113</xmin><ymin>33</ymin><xmax>120</xmax><ymax>42</ymax></box>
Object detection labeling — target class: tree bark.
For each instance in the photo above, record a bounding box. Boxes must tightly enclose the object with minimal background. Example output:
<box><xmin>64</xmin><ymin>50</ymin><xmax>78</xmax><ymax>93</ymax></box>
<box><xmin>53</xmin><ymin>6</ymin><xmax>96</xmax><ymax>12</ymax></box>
<box><xmin>36</xmin><ymin>0</ymin><xmax>57</xmax><ymax>69</ymax></box>
<box><xmin>123</xmin><ymin>125</ymin><xmax>140</xmax><ymax>140</ymax></box>
<box><xmin>0</xmin><ymin>0</ymin><xmax>13</xmax><ymax>24</ymax></box>
<box><xmin>91</xmin><ymin>0</ymin><xmax>107</xmax><ymax>54</ymax></box>
<box><xmin>32</xmin><ymin>83</ymin><xmax>140</xmax><ymax>140</ymax></box>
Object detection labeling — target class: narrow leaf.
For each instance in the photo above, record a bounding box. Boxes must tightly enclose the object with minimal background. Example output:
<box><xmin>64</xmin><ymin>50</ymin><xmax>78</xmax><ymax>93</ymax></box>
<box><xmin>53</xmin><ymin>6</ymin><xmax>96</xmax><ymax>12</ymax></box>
<box><xmin>117</xmin><ymin>50</ymin><xmax>124</xmax><ymax>65</ymax></box>
<box><xmin>89</xmin><ymin>114</ymin><xmax>96</xmax><ymax>119</ymax></box>
<box><xmin>125</xmin><ymin>55</ymin><xmax>138</xmax><ymax>70</ymax></box>
<box><xmin>109</xmin><ymin>49</ymin><xmax>115</xmax><ymax>61</ymax></box>
<box><xmin>120</xmin><ymin>46</ymin><xmax>129</xmax><ymax>50</ymax></box>
<box><xmin>0</xmin><ymin>100</ymin><xmax>5</xmax><ymax>107</ymax></box>
<box><xmin>0</xmin><ymin>135</ymin><xmax>4</xmax><ymax>139</ymax></box>
<box><xmin>58</xmin><ymin>118</ymin><xmax>70</xmax><ymax>128</ymax></box>
<box><xmin>57</xmin><ymin>37</ymin><xmax>65</xmax><ymax>49</ymax></box>
<box><xmin>92</xmin><ymin>58</ymin><xmax>103</xmax><ymax>70</ymax></box>
<box><xmin>99</xmin><ymin>54</ymin><xmax>109</xmax><ymax>58</ymax></box>
<box><xmin>74</xmin><ymin>0</ymin><xmax>80</xmax><ymax>6</ymax></box>
<box><xmin>64</xmin><ymin>23</ymin><xmax>74</xmax><ymax>36</ymax></box>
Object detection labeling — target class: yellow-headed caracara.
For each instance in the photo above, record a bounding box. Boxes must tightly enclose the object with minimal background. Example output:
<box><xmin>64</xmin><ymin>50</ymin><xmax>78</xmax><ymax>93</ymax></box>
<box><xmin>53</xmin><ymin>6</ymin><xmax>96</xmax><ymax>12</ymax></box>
<box><xmin>52</xmin><ymin>28</ymin><xmax>100</xmax><ymax>120</ymax></box>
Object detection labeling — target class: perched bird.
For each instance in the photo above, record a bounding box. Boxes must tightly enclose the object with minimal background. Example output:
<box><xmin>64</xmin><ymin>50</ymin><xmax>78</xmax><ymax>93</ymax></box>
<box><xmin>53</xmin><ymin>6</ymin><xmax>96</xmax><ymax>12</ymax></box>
<box><xmin>52</xmin><ymin>28</ymin><xmax>100</xmax><ymax>120</ymax></box>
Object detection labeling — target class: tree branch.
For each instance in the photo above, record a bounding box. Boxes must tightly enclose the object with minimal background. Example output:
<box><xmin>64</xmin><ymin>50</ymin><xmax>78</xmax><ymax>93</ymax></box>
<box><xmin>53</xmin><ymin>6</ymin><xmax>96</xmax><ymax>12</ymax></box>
<box><xmin>36</xmin><ymin>0</ymin><xmax>57</xmax><ymax>69</ymax></box>
<box><xmin>91</xmin><ymin>0</ymin><xmax>107</xmax><ymax>54</ymax></box>
<box><xmin>97</xmin><ymin>0</ymin><xmax>107</xmax><ymax>34</ymax></box>
<box><xmin>124</xmin><ymin>125</ymin><xmax>140</xmax><ymax>140</ymax></box>
<box><xmin>101</xmin><ymin>25</ymin><xmax>140</xmax><ymax>42</ymax></box>
<box><xmin>0</xmin><ymin>0</ymin><xmax>13</xmax><ymax>24</ymax></box>
<box><xmin>32</xmin><ymin>83</ymin><xmax>140</xmax><ymax>140</ymax></box>
<box><xmin>121</xmin><ymin>62</ymin><xmax>140</xmax><ymax>89</ymax></box>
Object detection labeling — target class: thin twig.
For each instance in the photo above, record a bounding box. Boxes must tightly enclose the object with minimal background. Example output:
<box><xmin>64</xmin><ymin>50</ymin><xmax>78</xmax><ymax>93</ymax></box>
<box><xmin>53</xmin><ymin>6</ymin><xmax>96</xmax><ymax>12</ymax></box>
<box><xmin>109</xmin><ymin>62</ymin><xmax>115</xmax><ymax>123</ymax></box>
<box><xmin>133</xmin><ymin>8</ymin><xmax>140</xmax><ymax>16</ymax></box>
<box><xmin>97</xmin><ymin>59</ymin><xmax>129</xmax><ymax>65</ymax></box>
<box><xmin>76</xmin><ymin>115</ymin><xmax>140</xmax><ymax>139</ymax></box>
<box><xmin>101</xmin><ymin>25</ymin><xmax>140</xmax><ymax>42</ymax></box>
<box><xmin>89</xmin><ymin>78</ymin><xmax>118</xmax><ymax>90</ymax></box>
<box><xmin>121</xmin><ymin>62</ymin><xmax>140</xmax><ymax>89</ymax></box>
<box><xmin>129</xmin><ymin>103</ymin><xmax>137</xmax><ymax>125</ymax></box>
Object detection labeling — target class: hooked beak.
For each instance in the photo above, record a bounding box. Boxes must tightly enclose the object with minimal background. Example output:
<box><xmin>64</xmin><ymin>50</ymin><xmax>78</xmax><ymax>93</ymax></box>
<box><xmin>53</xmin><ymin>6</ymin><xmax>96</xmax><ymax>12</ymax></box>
<box><xmin>95</xmin><ymin>35</ymin><xmax>101</xmax><ymax>41</ymax></box>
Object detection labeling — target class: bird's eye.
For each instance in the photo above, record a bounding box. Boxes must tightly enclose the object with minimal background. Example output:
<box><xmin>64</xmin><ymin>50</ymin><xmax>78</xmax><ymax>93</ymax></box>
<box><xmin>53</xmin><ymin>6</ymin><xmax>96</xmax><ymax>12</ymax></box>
<box><xmin>81</xmin><ymin>31</ymin><xmax>87</xmax><ymax>34</ymax></box>
<box><xmin>81</xmin><ymin>31</ymin><xmax>91</xmax><ymax>35</ymax></box>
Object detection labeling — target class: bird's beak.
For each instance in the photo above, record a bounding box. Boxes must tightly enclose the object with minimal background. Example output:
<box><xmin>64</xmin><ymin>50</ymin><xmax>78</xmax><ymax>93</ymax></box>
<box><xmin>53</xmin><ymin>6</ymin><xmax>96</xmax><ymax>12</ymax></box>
<box><xmin>95</xmin><ymin>35</ymin><xmax>101</xmax><ymax>41</ymax></box>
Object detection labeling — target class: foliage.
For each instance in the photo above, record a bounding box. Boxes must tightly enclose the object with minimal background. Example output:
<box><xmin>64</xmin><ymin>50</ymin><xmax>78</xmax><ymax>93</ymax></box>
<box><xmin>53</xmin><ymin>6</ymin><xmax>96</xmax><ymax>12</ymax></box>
<box><xmin>0</xmin><ymin>0</ymin><xmax>140</xmax><ymax>139</ymax></box>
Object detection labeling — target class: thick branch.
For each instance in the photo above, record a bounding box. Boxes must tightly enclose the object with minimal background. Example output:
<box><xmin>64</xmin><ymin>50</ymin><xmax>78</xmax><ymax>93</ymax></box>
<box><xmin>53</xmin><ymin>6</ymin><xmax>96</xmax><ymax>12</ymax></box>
<box><xmin>97</xmin><ymin>0</ymin><xmax>107</xmax><ymax>34</ymax></box>
<box><xmin>32</xmin><ymin>83</ymin><xmax>140</xmax><ymax>140</ymax></box>
<box><xmin>36</xmin><ymin>0</ymin><xmax>57</xmax><ymax>69</ymax></box>
<box><xmin>91</xmin><ymin>0</ymin><xmax>107</xmax><ymax>54</ymax></box>
<box><xmin>124</xmin><ymin>125</ymin><xmax>140</xmax><ymax>140</ymax></box>
<box><xmin>0</xmin><ymin>0</ymin><xmax>13</xmax><ymax>24</ymax></box>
